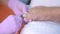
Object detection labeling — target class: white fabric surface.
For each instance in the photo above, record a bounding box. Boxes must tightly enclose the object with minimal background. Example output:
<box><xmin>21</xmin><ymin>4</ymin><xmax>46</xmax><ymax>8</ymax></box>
<box><xmin>30</xmin><ymin>0</ymin><xmax>60</xmax><ymax>8</ymax></box>
<box><xmin>20</xmin><ymin>21</ymin><xmax>60</xmax><ymax>34</ymax></box>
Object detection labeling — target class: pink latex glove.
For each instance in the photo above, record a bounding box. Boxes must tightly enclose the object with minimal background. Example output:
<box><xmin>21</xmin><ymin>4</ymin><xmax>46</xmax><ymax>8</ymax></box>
<box><xmin>8</xmin><ymin>0</ymin><xmax>28</xmax><ymax>16</ymax></box>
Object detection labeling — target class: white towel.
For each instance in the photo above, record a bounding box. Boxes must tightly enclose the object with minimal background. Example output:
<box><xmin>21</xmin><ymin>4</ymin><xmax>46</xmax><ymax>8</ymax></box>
<box><xmin>20</xmin><ymin>21</ymin><xmax>60</xmax><ymax>34</ymax></box>
<box><xmin>30</xmin><ymin>0</ymin><xmax>60</xmax><ymax>8</ymax></box>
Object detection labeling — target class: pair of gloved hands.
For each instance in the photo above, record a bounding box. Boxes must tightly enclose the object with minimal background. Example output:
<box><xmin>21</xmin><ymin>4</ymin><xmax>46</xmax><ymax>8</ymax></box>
<box><xmin>3</xmin><ymin>0</ymin><xmax>60</xmax><ymax>23</ymax></box>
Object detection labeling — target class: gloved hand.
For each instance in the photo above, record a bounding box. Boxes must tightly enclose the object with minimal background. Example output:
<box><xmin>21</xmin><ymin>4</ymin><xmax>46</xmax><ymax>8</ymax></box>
<box><xmin>8</xmin><ymin>0</ymin><xmax>28</xmax><ymax>16</ymax></box>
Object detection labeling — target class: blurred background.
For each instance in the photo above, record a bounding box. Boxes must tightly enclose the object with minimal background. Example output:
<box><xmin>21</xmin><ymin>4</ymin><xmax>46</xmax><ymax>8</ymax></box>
<box><xmin>20</xmin><ymin>0</ymin><xmax>31</xmax><ymax>5</ymax></box>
